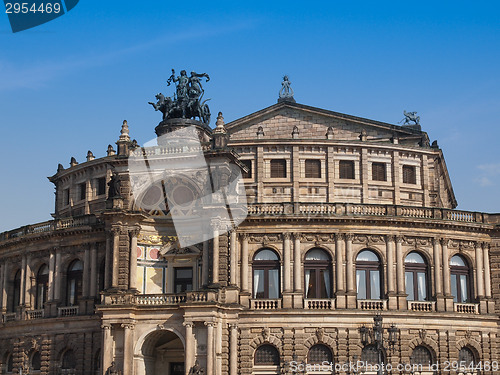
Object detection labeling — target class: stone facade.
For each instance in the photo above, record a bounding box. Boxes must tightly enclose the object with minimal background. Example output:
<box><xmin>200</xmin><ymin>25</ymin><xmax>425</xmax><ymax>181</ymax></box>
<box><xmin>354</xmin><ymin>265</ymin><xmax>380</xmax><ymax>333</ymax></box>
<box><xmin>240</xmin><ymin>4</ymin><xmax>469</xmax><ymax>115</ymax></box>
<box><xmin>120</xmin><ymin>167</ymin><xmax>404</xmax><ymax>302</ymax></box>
<box><xmin>0</xmin><ymin>100</ymin><xmax>499</xmax><ymax>375</ymax></box>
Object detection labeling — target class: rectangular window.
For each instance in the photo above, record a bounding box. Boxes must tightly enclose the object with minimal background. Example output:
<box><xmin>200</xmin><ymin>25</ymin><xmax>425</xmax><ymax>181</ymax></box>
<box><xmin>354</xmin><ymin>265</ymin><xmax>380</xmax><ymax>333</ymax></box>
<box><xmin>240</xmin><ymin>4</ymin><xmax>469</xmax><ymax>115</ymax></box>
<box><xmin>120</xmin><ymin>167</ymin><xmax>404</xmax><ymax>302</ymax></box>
<box><xmin>339</xmin><ymin>160</ymin><xmax>355</xmax><ymax>179</ymax></box>
<box><xmin>356</xmin><ymin>270</ymin><xmax>366</xmax><ymax>300</ymax></box>
<box><xmin>403</xmin><ymin>165</ymin><xmax>417</xmax><ymax>184</ymax></box>
<box><xmin>372</xmin><ymin>162</ymin><xmax>386</xmax><ymax>181</ymax></box>
<box><xmin>63</xmin><ymin>188</ymin><xmax>70</xmax><ymax>206</ymax></box>
<box><xmin>174</xmin><ymin>267</ymin><xmax>193</xmax><ymax>293</ymax></box>
<box><xmin>79</xmin><ymin>182</ymin><xmax>86</xmax><ymax>201</ymax></box>
<box><xmin>305</xmin><ymin>159</ymin><xmax>321</xmax><ymax>178</ymax></box>
<box><xmin>270</xmin><ymin>159</ymin><xmax>287</xmax><ymax>178</ymax></box>
<box><xmin>241</xmin><ymin>160</ymin><xmax>252</xmax><ymax>179</ymax></box>
<box><xmin>97</xmin><ymin>177</ymin><xmax>106</xmax><ymax>196</ymax></box>
<box><xmin>405</xmin><ymin>271</ymin><xmax>414</xmax><ymax>300</ymax></box>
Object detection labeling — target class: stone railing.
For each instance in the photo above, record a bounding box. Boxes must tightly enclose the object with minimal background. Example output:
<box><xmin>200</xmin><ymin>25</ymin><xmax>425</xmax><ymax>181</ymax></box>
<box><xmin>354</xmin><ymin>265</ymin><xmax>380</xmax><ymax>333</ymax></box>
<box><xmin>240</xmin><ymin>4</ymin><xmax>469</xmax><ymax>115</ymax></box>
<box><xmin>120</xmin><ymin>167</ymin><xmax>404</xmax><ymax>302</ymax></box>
<box><xmin>0</xmin><ymin>215</ymin><xmax>101</xmax><ymax>242</ymax></box>
<box><xmin>454</xmin><ymin>303</ymin><xmax>479</xmax><ymax>314</ymax></box>
<box><xmin>26</xmin><ymin>309</ymin><xmax>45</xmax><ymax>320</ymax></box>
<box><xmin>2</xmin><ymin>312</ymin><xmax>16</xmax><ymax>323</ymax></box>
<box><xmin>250</xmin><ymin>299</ymin><xmax>282</xmax><ymax>310</ymax></box>
<box><xmin>357</xmin><ymin>299</ymin><xmax>386</xmax><ymax>311</ymax></box>
<box><xmin>408</xmin><ymin>301</ymin><xmax>435</xmax><ymax>312</ymax></box>
<box><xmin>58</xmin><ymin>306</ymin><xmax>79</xmax><ymax>317</ymax></box>
<box><xmin>136</xmin><ymin>294</ymin><xmax>186</xmax><ymax>306</ymax></box>
<box><xmin>304</xmin><ymin>299</ymin><xmax>334</xmax><ymax>310</ymax></box>
<box><xmin>246</xmin><ymin>203</ymin><xmax>488</xmax><ymax>224</ymax></box>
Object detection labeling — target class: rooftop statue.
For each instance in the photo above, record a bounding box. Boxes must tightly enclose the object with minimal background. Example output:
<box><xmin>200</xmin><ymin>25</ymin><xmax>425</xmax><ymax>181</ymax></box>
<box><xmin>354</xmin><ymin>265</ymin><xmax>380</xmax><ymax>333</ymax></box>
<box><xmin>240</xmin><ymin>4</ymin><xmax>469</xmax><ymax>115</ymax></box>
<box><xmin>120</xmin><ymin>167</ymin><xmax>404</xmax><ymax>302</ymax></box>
<box><xmin>278</xmin><ymin>75</ymin><xmax>295</xmax><ymax>103</ymax></box>
<box><xmin>149</xmin><ymin>69</ymin><xmax>211</xmax><ymax>125</ymax></box>
<box><xmin>400</xmin><ymin>110</ymin><xmax>420</xmax><ymax>126</ymax></box>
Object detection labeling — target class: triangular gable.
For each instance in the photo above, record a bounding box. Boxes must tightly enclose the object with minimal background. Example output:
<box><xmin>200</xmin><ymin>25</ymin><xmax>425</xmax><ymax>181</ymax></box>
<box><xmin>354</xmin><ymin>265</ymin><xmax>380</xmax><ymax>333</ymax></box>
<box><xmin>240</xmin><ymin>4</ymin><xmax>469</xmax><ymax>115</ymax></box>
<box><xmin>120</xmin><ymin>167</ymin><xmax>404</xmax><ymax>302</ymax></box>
<box><xmin>226</xmin><ymin>101</ymin><xmax>426</xmax><ymax>143</ymax></box>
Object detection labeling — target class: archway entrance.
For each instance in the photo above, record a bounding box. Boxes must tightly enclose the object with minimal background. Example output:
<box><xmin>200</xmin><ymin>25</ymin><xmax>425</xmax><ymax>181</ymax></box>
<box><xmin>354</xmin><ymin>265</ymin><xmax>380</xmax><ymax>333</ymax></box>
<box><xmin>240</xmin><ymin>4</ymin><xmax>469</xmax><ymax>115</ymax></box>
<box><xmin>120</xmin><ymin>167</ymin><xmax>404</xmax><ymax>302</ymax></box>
<box><xmin>139</xmin><ymin>330</ymin><xmax>184</xmax><ymax>375</ymax></box>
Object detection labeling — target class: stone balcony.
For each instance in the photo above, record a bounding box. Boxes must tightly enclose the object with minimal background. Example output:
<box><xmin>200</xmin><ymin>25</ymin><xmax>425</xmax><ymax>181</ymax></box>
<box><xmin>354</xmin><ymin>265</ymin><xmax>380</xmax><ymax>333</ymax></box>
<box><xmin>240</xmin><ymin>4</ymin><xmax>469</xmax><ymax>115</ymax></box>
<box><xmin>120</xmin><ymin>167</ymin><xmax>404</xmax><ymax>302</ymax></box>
<box><xmin>103</xmin><ymin>290</ymin><xmax>218</xmax><ymax>307</ymax></box>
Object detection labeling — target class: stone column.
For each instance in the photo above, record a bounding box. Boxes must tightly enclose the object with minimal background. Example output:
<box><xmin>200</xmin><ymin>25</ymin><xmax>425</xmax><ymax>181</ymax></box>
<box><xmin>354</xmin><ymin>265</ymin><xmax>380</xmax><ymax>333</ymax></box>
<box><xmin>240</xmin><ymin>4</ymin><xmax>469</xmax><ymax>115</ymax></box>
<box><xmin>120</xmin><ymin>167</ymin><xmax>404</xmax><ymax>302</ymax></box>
<box><xmin>475</xmin><ymin>243</ymin><xmax>484</xmax><ymax>298</ymax></box>
<box><xmin>293</xmin><ymin>233</ymin><xmax>301</xmax><ymax>292</ymax></box>
<box><xmin>129</xmin><ymin>228</ymin><xmax>140</xmax><ymax>290</ymax></box>
<box><xmin>205</xmin><ymin>322</ymin><xmax>215</xmax><ymax>375</ymax></box>
<box><xmin>83</xmin><ymin>246</ymin><xmax>91</xmax><ymax>298</ymax></box>
<box><xmin>184</xmin><ymin>323</ymin><xmax>195</xmax><ymax>375</ymax></box>
<box><xmin>442</xmin><ymin>239</ymin><xmax>454</xmax><ymax>311</ymax></box>
<box><xmin>345</xmin><ymin>234</ymin><xmax>356</xmax><ymax>308</ymax></box>
<box><xmin>212</xmin><ymin>226</ymin><xmax>220</xmax><ymax>285</ymax></box>
<box><xmin>484</xmin><ymin>244</ymin><xmax>492</xmax><ymax>298</ymax></box>
<box><xmin>90</xmin><ymin>245</ymin><xmax>97</xmax><ymax>299</ymax></box>
<box><xmin>104</xmin><ymin>234</ymin><xmax>112</xmax><ymax>289</ymax></box>
<box><xmin>433</xmin><ymin>238</ymin><xmax>442</xmax><ymax>295</ymax></box>
<box><xmin>24</xmin><ymin>256</ymin><xmax>32</xmax><ymax>308</ymax></box>
<box><xmin>48</xmin><ymin>251</ymin><xmax>55</xmax><ymax>301</ymax></box>
<box><xmin>122</xmin><ymin>323</ymin><xmax>134</xmax><ymax>375</ymax></box>
<box><xmin>229</xmin><ymin>324</ymin><xmax>238</xmax><ymax>375</ymax></box>
<box><xmin>230</xmin><ymin>231</ymin><xmax>237</xmax><ymax>285</ymax></box>
<box><xmin>111</xmin><ymin>226</ymin><xmax>120</xmax><ymax>289</ymax></box>
<box><xmin>102</xmin><ymin>324</ymin><xmax>113</xmax><ymax>373</ymax></box>
<box><xmin>202</xmin><ymin>233</ymin><xmax>209</xmax><ymax>286</ymax></box>
<box><xmin>335</xmin><ymin>234</ymin><xmax>345</xmax><ymax>309</ymax></box>
<box><xmin>283</xmin><ymin>233</ymin><xmax>291</xmax><ymax>292</ymax></box>
<box><xmin>395</xmin><ymin>236</ymin><xmax>406</xmax><ymax>309</ymax></box>
<box><xmin>0</xmin><ymin>262</ymin><xmax>6</xmax><ymax>312</ymax></box>
<box><xmin>241</xmin><ymin>234</ymin><xmax>249</xmax><ymax>293</ymax></box>
<box><xmin>54</xmin><ymin>249</ymin><xmax>62</xmax><ymax>302</ymax></box>
<box><xmin>386</xmin><ymin>236</ymin><xmax>396</xmax><ymax>310</ymax></box>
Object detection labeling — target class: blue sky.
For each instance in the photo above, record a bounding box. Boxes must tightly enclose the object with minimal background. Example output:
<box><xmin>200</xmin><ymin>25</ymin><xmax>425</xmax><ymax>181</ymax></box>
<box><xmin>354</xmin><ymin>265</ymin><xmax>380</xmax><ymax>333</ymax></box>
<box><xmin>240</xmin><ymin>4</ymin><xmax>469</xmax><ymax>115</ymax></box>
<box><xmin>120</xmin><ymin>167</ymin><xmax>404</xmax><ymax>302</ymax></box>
<box><xmin>0</xmin><ymin>1</ymin><xmax>499</xmax><ymax>232</ymax></box>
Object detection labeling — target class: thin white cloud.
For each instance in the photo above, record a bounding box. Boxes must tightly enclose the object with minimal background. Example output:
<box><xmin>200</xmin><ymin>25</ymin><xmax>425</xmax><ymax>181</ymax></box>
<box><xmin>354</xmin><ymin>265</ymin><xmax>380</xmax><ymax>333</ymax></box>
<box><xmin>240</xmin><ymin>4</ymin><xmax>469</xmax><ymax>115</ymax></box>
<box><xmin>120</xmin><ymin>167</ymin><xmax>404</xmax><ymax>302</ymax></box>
<box><xmin>475</xmin><ymin>163</ymin><xmax>500</xmax><ymax>187</ymax></box>
<box><xmin>0</xmin><ymin>21</ymin><xmax>255</xmax><ymax>91</ymax></box>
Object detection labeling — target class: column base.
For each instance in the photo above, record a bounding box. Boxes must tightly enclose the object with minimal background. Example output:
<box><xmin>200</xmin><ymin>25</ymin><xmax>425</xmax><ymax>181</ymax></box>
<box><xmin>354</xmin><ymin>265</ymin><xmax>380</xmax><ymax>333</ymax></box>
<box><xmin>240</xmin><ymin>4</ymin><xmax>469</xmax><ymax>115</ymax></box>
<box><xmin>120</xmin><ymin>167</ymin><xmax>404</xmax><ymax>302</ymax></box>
<box><xmin>435</xmin><ymin>295</ymin><xmax>446</xmax><ymax>311</ymax></box>
<box><xmin>387</xmin><ymin>293</ymin><xmax>398</xmax><ymax>310</ymax></box>
<box><xmin>292</xmin><ymin>292</ymin><xmax>304</xmax><ymax>309</ymax></box>
<box><xmin>444</xmin><ymin>296</ymin><xmax>455</xmax><ymax>312</ymax></box>
<box><xmin>224</xmin><ymin>286</ymin><xmax>239</xmax><ymax>304</ymax></box>
<box><xmin>282</xmin><ymin>292</ymin><xmax>294</xmax><ymax>308</ymax></box>
<box><xmin>335</xmin><ymin>292</ymin><xmax>346</xmax><ymax>309</ymax></box>
<box><xmin>479</xmin><ymin>298</ymin><xmax>488</xmax><ymax>314</ymax></box>
<box><xmin>47</xmin><ymin>300</ymin><xmax>60</xmax><ymax>317</ymax></box>
<box><xmin>487</xmin><ymin>299</ymin><xmax>495</xmax><ymax>314</ymax></box>
<box><xmin>397</xmin><ymin>294</ymin><xmax>407</xmax><ymax>310</ymax></box>
<box><xmin>239</xmin><ymin>291</ymin><xmax>251</xmax><ymax>307</ymax></box>
<box><xmin>346</xmin><ymin>292</ymin><xmax>357</xmax><ymax>309</ymax></box>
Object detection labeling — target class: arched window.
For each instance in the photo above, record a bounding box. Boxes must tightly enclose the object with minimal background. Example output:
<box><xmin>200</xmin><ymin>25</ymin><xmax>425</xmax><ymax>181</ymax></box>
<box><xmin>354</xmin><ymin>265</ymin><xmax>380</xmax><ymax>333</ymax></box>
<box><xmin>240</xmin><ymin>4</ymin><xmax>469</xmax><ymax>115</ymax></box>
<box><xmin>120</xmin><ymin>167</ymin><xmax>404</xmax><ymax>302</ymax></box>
<box><xmin>61</xmin><ymin>349</ymin><xmax>76</xmax><ymax>371</ymax></box>
<box><xmin>31</xmin><ymin>351</ymin><xmax>41</xmax><ymax>371</ymax></box>
<box><xmin>361</xmin><ymin>344</ymin><xmax>384</xmax><ymax>365</ymax></box>
<box><xmin>308</xmin><ymin>344</ymin><xmax>333</xmax><ymax>364</ymax></box>
<box><xmin>253</xmin><ymin>249</ymin><xmax>280</xmax><ymax>299</ymax></box>
<box><xmin>305</xmin><ymin>249</ymin><xmax>332</xmax><ymax>299</ymax></box>
<box><xmin>66</xmin><ymin>260</ymin><xmax>83</xmax><ymax>306</ymax></box>
<box><xmin>410</xmin><ymin>346</ymin><xmax>432</xmax><ymax>366</ymax></box>
<box><xmin>5</xmin><ymin>353</ymin><xmax>14</xmax><ymax>373</ymax></box>
<box><xmin>254</xmin><ymin>344</ymin><xmax>280</xmax><ymax>366</ymax></box>
<box><xmin>459</xmin><ymin>347</ymin><xmax>477</xmax><ymax>366</ymax></box>
<box><xmin>10</xmin><ymin>269</ymin><xmax>22</xmax><ymax>312</ymax></box>
<box><xmin>405</xmin><ymin>252</ymin><xmax>428</xmax><ymax>301</ymax></box>
<box><xmin>356</xmin><ymin>250</ymin><xmax>382</xmax><ymax>300</ymax></box>
<box><xmin>35</xmin><ymin>264</ymin><xmax>49</xmax><ymax>310</ymax></box>
<box><xmin>450</xmin><ymin>255</ymin><xmax>471</xmax><ymax>303</ymax></box>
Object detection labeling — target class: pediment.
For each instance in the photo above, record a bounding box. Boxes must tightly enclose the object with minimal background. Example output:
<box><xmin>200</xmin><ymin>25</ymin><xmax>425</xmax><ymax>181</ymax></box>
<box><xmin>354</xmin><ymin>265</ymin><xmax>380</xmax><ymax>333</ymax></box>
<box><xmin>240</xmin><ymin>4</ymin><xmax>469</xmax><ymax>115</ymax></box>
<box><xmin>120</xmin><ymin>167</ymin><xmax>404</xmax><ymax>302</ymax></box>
<box><xmin>226</xmin><ymin>102</ymin><xmax>425</xmax><ymax>144</ymax></box>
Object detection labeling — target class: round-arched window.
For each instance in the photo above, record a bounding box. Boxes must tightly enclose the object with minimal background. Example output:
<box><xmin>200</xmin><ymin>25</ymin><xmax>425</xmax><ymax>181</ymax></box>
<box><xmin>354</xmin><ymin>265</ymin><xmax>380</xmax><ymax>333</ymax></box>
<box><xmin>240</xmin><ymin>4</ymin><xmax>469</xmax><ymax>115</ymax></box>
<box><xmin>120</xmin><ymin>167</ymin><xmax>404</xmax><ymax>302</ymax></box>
<box><xmin>450</xmin><ymin>255</ymin><xmax>471</xmax><ymax>303</ymax></box>
<box><xmin>405</xmin><ymin>252</ymin><xmax>428</xmax><ymax>301</ymax></box>
<box><xmin>410</xmin><ymin>345</ymin><xmax>432</xmax><ymax>366</ymax></box>
<box><xmin>36</xmin><ymin>264</ymin><xmax>49</xmax><ymax>310</ymax></box>
<box><xmin>254</xmin><ymin>344</ymin><xmax>280</xmax><ymax>365</ymax></box>
<box><xmin>308</xmin><ymin>344</ymin><xmax>333</xmax><ymax>364</ymax></box>
<box><xmin>253</xmin><ymin>249</ymin><xmax>280</xmax><ymax>299</ymax></box>
<box><xmin>31</xmin><ymin>351</ymin><xmax>41</xmax><ymax>371</ymax></box>
<box><xmin>356</xmin><ymin>250</ymin><xmax>382</xmax><ymax>300</ymax></box>
<box><xmin>305</xmin><ymin>249</ymin><xmax>332</xmax><ymax>299</ymax></box>
<box><xmin>66</xmin><ymin>260</ymin><xmax>83</xmax><ymax>306</ymax></box>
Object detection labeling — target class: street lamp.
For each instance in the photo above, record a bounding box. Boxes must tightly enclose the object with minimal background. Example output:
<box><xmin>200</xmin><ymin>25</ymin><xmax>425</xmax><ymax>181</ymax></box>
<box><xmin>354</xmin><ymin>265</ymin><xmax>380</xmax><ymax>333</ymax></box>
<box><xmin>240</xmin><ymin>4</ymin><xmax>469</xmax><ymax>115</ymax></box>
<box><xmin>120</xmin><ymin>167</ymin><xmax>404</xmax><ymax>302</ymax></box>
<box><xmin>359</xmin><ymin>314</ymin><xmax>399</xmax><ymax>375</ymax></box>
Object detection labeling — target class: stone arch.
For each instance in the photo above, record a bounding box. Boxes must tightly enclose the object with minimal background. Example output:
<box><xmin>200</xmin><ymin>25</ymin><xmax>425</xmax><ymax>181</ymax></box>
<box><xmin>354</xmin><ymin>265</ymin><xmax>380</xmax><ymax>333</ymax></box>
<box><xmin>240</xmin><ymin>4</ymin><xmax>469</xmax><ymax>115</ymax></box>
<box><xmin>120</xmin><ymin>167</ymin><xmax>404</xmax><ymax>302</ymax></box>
<box><xmin>408</xmin><ymin>337</ymin><xmax>439</xmax><ymax>360</ymax></box>
<box><xmin>250</xmin><ymin>246</ymin><xmax>281</xmax><ymax>263</ymax></box>
<box><xmin>403</xmin><ymin>249</ymin><xmax>432</xmax><ymax>266</ymax></box>
<box><xmin>55</xmin><ymin>338</ymin><xmax>79</xmax><ymax>360</ymax></box>
<box><xmin>354</xmin><ymin>246</ymin><xmax>386</xmax><ymax>263</ymax></box>
<box><xmin>302</xmin><ymin>246</ymin><xmax>334</xmax><ymax>262</ymax></box>
<box><xmin>134</xmin><ymin>326</ymin><xmax>185</xmax><ymax>356</ymax></box>
<box><xmin>456</xmin><ymin>339</ymin><xmax>482</xmax><ymax>359</ymax></box>
<box><xmin>449</xmin><ymin>251</ymin><xmax>474</xmax><ymax>269</ymax></box>
<box><xmin>249</xmin><ymin>335</ymin><xmax>282</xmax><ymax>351</ymax></box>
<box><xmin>302</xmin><ymin>335</ymin><xmax>336</xmax><ymax>356</ymax></box>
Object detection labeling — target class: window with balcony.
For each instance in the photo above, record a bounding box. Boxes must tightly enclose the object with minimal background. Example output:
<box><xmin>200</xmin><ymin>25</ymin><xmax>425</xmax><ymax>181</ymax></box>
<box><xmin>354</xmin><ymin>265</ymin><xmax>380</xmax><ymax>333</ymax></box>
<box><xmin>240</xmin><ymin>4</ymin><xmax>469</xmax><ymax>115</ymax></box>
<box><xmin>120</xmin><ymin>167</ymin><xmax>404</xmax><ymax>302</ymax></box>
<box><xmin>450</xmin><ymin>255</ymin><xmax>471</xmax><ymax>303</ymax></box>
<box><xmin>241</xmin><ymin>159</ymin><xmax>252</xmax><ymax>179</ymax></box>
<box><xmin>339</xmin><ymin>160</ymin><xmax>355</xmax><ymax>179</ymax></box>
<box><xmin>405</xmin><ymin>252</ymin><xmax>428</xmax><ymax>301</ymax></box>
<box><xmin>270</xmin><ymin>159</ymin><xmax>287</xmax><ymax>178</ymax></box>
<box><xmin>356</xmin><ymin>250</ymin><xmax>382</xmax><ymax>300</ymax></box>
<box><xmin>305</xmin><ymin>159</ymin><xmax>321</xmax><ymax>178</ymax></box>
<box><xmin>308</xmin><ymin>344</ymin><xmax>333</xmax><ymax>364</ymax></box>
<box><xmin>410</xmin><ymin>346</ymin><xmax>432</xmax><ymax>366</ymax></box>
<box><xmin>35</xmin><ymin>264</ymin><xmax>49</xmax><ymax>310</ymax></box>
<box><xmin>66</xmin><ymin>260</ymin><xmax>83</xmax><ymax>306</ymax></box>
<box><xmin>304</xmin><ymin>248</ymin><xmax>332</xmax><ymax>299</ymax></box>
<box><xmin>9</xmin><ymin>270</ymin><xmax>21</xmax><ymax>313</ymax></box>
<box><xmin>254</xmin><ymin>344</ymin><xmax>280</xmax><ymax>366</ymax></box>
<box><xmin>403</xmin><ymin>165</ymin><xmax>417</xmax><ymax>184</ymax></box>
<box><xmin>174</xmin><ymin>267</ymin><xmax>193</xmax><ymax>293</ymax></box>
<box><xmin>253</xmin><ymin>249</ymin><xmax>280</xmax><ymax>299</ymax></box>
<box><xmin>372</xmin><ymin>162</ymin><xmax>386</xmax><ymax>181</ymax></box>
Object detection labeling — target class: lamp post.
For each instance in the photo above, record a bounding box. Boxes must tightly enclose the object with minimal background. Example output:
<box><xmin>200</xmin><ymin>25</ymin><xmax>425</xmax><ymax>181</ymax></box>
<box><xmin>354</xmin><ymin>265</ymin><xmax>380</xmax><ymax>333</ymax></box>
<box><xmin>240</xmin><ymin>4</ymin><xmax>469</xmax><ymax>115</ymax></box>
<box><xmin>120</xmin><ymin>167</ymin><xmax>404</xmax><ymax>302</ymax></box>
<box><xmin>360</xmin><ymin>314</ymin><xmax>399</xmax><ymax>375</ymax></box>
